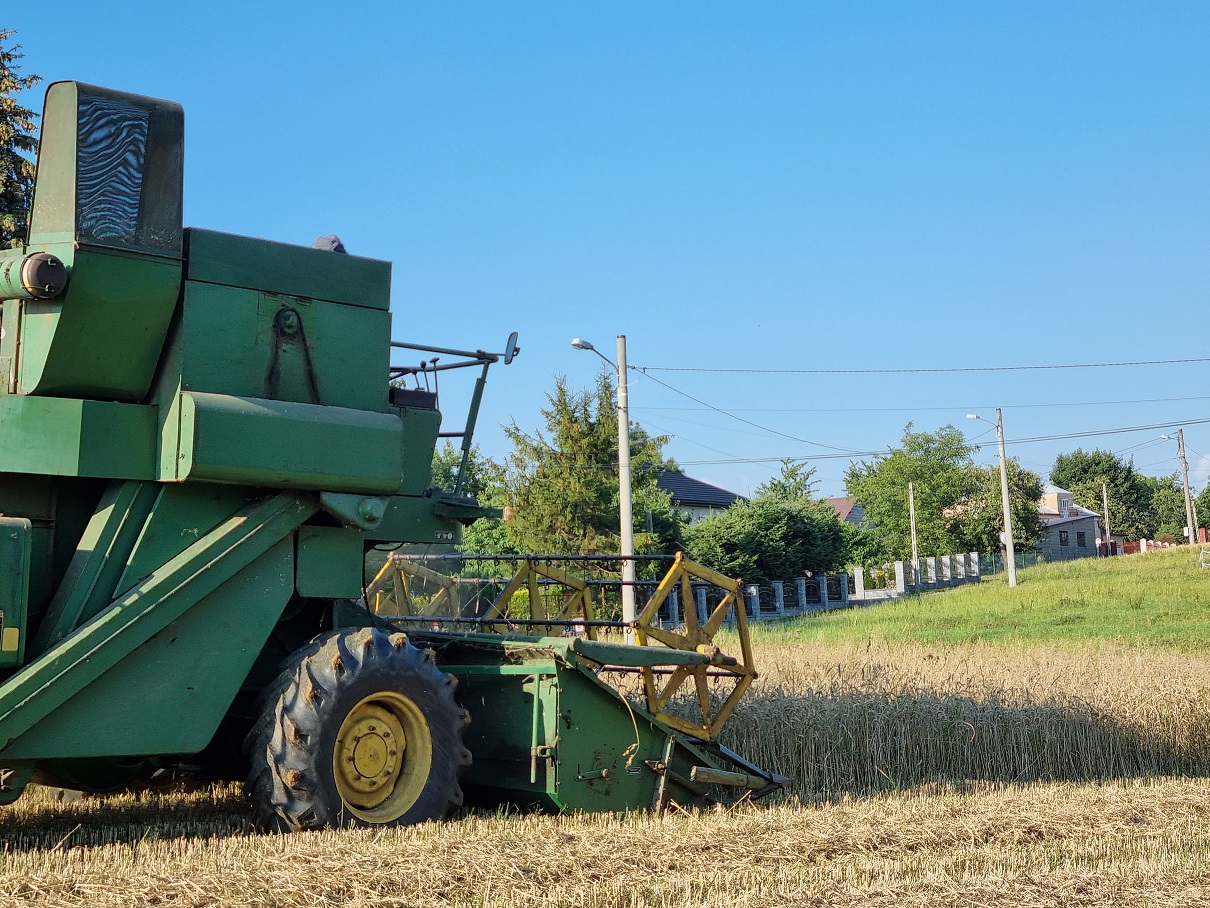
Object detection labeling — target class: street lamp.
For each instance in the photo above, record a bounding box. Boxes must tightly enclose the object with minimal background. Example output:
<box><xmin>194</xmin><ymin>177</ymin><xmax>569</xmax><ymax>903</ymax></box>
<box><xmin>572</xmin><ymin>336</ymin><xmax>636</xmax><ymax>642</ymax></box>
<box><xmin>966</xmin><ymin>409</ymin><xmax>1017</xmax><ymax>587</ymax></box>
<box><xmin>1161</xmin><ymin>430</ymin><xmax>1197</xmax><ymax>545</ymax></box>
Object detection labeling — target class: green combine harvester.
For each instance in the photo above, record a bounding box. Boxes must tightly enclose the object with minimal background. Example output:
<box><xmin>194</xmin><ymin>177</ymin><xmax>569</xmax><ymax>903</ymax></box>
<box><xmin>0</xmin><ymin>81</ymin><xmax>781</xmax><ymax>831</ymax></box>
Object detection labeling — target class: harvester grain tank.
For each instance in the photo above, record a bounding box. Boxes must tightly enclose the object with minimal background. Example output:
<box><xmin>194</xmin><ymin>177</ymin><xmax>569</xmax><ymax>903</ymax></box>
<box><xmin>0</xmin><ymin>81</ymin><xmax>780</xmax><ymax>830</ymax></box>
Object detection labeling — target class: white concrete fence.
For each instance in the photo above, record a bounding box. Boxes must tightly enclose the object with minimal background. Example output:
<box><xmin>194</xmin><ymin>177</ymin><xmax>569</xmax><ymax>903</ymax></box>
<box><xmin>650</xmin><ymin>553</ymin><xmax>982</xmax><ymax>626</ymax></box>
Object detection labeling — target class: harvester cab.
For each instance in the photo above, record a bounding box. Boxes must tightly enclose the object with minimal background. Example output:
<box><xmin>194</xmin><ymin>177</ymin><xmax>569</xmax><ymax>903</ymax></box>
<box><xmin>0</xmin><ymin>82</ymin><xmax>780</xmax><ymax>830</ymax></box>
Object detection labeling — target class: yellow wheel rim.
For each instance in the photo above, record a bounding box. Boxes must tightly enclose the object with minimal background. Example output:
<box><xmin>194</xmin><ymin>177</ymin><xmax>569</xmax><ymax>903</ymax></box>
<box><xmin>333</xmin><ymin>691</ymin><xmax>431</xmax><ymax>823</ymax></box>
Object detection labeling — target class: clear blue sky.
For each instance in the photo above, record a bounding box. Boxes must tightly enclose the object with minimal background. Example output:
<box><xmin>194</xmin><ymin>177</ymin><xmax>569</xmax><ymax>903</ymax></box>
<box><xmin>7</xmin><ymin>3</ymin><xmax>1210</xmax><ymax>500</ymax></box>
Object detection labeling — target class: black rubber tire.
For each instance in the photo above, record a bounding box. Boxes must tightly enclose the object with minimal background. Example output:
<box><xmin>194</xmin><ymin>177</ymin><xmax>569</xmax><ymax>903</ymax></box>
<box><xmin>245</xmin><ymin>626</ymin><xmax>471</xmax><ymax>831</ymax></box>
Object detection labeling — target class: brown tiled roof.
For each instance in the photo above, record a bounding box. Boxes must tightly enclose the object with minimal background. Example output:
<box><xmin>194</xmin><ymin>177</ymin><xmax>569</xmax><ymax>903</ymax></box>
<box><xmin>828</xmin><ymin>497</ymin><xmax>856</xmax><ymax>521</ymax></box>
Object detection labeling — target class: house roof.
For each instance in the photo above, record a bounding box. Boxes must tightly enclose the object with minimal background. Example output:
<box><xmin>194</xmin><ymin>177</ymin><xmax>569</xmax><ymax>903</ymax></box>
<box><xmin>1041</xmin><ymin>512</ymin><xmax>1101</xmax><ymax>528</ymax></box>
<box><xmin>828</xmin><ymin>497</ymin><xmax>856</xmax><ymax>521</ymax></box>
<box><xmin>657</xmin><ymin>471</ymin><xmax>745</xmax><ymax>509</ymax></box>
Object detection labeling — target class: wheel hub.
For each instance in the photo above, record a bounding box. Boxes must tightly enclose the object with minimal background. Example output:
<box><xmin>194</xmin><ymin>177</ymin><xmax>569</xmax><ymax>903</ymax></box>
<box><xmin>335</xmin><ymin>703</ymin><xmax>406</xmax><ymax>808</ymax></box>
<box><xmin>332</xmin><ymin>690</ymin><xmax>433</xmax><ymax>820</ymax></box>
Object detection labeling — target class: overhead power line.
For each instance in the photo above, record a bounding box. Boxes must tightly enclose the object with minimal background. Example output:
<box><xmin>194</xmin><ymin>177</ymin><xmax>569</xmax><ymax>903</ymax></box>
<box><xmin>631</xmin><ymin>369</ymin><xmax>867</xmax><ymax>455</ymax></box>
<box><xmin>674</xmin><ymin>417</ymin><xmax>1210</xmax><ymax>467</ymax></box>
<box><xmin>633</xmin><ymin>393</ymin><xmax>1210</xmax><ymax>415</ymax></box>
<box><xmin>637</xmin><ymin>356</ymin><xmax>1210</xmax><ymax>375</ymax></box>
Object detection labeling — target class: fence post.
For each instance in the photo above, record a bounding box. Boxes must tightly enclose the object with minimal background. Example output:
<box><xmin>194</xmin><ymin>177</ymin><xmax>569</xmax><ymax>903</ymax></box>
<box><xmin>925</xmin><ymin>557</ymin><xmax>937</xmax><ymax>586</ymax></box>
<box><xmin>968</xmin><ymin>553</ymin><xmax>980</xmax><ymax>581</ymax></box>
<box><xmin>772</xmin><ymin>581</ymin><xmax>785</xmax><ymax>617</ymax></box>
<box><xmin>954</xmin><ymin>555</ymin><xmax>966</xmax><ymax>581</ymax></box>
<box><xmin>744</xmin><ymin>584</ymin><xmax>759</xmax><ymax>622</ymax></box>
<box><xmin>668</xmin><ymin>586</ymin><xmax>680</xmax><ymax>627</ymax></box>
<box><xmin>694</xmin><ymin>586</ymin><xmax>707</xmax><ymax>625</ymax></box>
<box><xmin>853</xmin><ymin>567</ymin><xmax>865</xmax><ymax>600</ymax></box>
<box><xmin>940</xmin><ymin>556</ymin><xmax>952</xmax><ymax>584</ymax></box>
<box><xmin>795</xmin><ymin>576</ymin><xmax>807</xmax><ymax>611</ymax></box>
<box><xmin>838</xmin><ymin>573</ymin><xmax>849</xmax><ymax>604</ymax></box>
<box><xmin>894</xmin><ymin>560</ymin><xmax>907</xmax><ymax>593</ymax></box>
<box><xmin>819</xmin><ymin>574</ymin><xmax>830</xmax><ymax>609</ymax></box>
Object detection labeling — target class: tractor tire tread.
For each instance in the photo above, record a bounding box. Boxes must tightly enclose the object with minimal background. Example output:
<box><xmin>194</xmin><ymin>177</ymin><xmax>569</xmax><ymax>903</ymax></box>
<box><xmin>245</xmin><ymin>626</ymin><xmax>468</xmax><ymax>832</ymax></box>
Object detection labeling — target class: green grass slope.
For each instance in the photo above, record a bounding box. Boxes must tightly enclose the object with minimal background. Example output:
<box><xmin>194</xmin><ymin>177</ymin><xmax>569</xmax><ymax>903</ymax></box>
<box><xmin>757</xmin><ymin>548</ymin><xmax>1210</xmax><ymax>649</ymax></box>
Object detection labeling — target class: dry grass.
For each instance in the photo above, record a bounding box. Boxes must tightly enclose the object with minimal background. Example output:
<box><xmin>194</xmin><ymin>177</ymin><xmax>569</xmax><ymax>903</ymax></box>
<box><xmin>4</xmin><ymin>778</ymin><xmax>1210</xmax><ymax>906</ymax></box>
<box><xmin>6</xmin><ymin>636</ymin><xmax>1210</xmax><ymax>905</ymax></box>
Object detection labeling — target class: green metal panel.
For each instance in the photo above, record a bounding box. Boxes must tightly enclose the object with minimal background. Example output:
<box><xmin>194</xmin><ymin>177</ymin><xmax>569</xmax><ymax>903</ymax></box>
<box><xmin>23</xmin><ymin>83</ymin><xmax>79</xmax><ymax>248</ymax></box>
<box><xmin>173</xmin><ymin>391</ymin><xmax>403</xmax><ymax>493</ymax></box>
<box><xmin>30</xmin><ymin>482</ymin><xmax>159</xmax><ymax>657</ymax></box>
<box><xmin>549</xmin><ymin>665</ymin><xmax>683</xmax><ymax>812</ymax></box>
<box><xmin>0</xmin><ymin>491</ymin><xmax>317</xmax><ymax>757</ymax></box>
<box><xmin>426</xmin><ymin>634</ymin><xmax>742</xmax><ymax>815</ymax></box>
<box><xmin>0</xmin><ymin>477</ymin><xmax>105</xmax><ymax>631</ymax></box>
<box><xmin>364</xmin><ymin>494</ymin><xmax>465</xmax><ymax>546</ymax></box>
<box><xmin>398</xmin><ymin>406</ymin><xmax>442</xmax><ymax>495</ymax></box>
<box><xmin>185</xmin><ymin>229</ymin><xmax>391</xmax><ymax>311</ymax></box>
<box><xmin>296</xmin><ymin>526</ymin><xmax>364</xmax><ymax>598</ymax></box>
<box><xmin>7</xmin><ymin>537</ymin><xmax>294</xmax><ymax>758</ymax></box>
<box><xmin>0</xmin><ymin>395</ymin><xmax>157</xmax><ymax>479</ymax></box>
<box><xmin>0</xmin><ymin>519</ymin><xmax>32</xmax><ymax>668</ymax></box>
<box><xmin>17</xmin><ymin>247</ymin><xmax>182</xmax><ymax>401</ymax></box>
<box><xmin>114</xmin><ymin>484</ymin><xmax>260</xmax><ymax>600</ymax></box>
<box><xmin>455</xmin><ymin>670</ymin><xmax>561</xmax><ymax>812</ymax></box>
<box><xmin>170</xmin><ymin>280</ymin><xmax>391</xmax><ymax>411</ymax></box>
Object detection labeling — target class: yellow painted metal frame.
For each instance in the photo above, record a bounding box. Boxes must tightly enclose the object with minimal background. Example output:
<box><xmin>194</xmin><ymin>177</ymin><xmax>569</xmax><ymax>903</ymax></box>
<box><xmin>365</xmin><ymin>552</ymin><xmax>755</xmax><ymax>742</ymax></box>
<box><xmin>367</xmin><ymin>557</ymin><xmax>458</xmax><ymax>618</ymax></box>
<box><xmin>634</xmin><ymin>552</ymin><xmax>755</xmax><ymax>742</ymax></box>
<box><xmin>483</xmin><ymin>559</ymin><xmax>597</xmax><ymax>639</ymax></box>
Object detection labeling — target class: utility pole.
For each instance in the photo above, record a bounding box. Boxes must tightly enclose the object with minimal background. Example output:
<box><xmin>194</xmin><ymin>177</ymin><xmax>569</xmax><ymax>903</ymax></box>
<box><xmin>1102</xmin><ymin>481</ymin><xmax>1112</xmax><ymax>556</ymax></box>
<box><xmin>571</xmin><ymin>334</ymin><xmax>636</xmax><ymax>642</ymax></box>
<box><xmin>965</xmin><ymin>410</ymin><xmax>1016</xmax><ymax>586</ymax></box>
<box><xmin>616</xmin><ymin>335</ymin><xmax>635</xmax><ymax>642</ymax></box>
<box><xmin>995</xmin><ymin>408</ymin><xmax>1017</xmax><ymax>588</ymax></box>
<box><xmin>907</xmin><ymin>481</ymin><xmax>919</xmax><ymax>589</ymax></box>
<box><xmin>1178</xmin><ymin>427</ymin><xmax>1196</xmax><ymax>546</ymax></box>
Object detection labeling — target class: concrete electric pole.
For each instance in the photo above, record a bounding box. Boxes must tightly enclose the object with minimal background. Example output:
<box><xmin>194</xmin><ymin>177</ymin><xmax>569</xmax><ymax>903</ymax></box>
<box><xmin>966</xmin><ymin>410</ymin><xmax>1016</xmax><ymax>587</ymax></box>
<box><xmin>1178</xmin><ymin>428</ymin><xmax>1196</xmax><ymax>546</ymax></box>
<box><xmin>571</xmin><ymin>335</ymin><xmax>636</xmax><ymax>642</ymax></box>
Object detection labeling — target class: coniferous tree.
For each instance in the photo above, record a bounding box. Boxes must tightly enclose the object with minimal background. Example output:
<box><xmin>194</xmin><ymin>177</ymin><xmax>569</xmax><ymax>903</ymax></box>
<box><xmin>499</xmin><ymin>370</ymin><xmax>682</xmax><ymax>559</ymax></box>
<box><xmin>0</xmin><ymin>30</ymin><xmax>41</xmax><ymax>248</ymax></box>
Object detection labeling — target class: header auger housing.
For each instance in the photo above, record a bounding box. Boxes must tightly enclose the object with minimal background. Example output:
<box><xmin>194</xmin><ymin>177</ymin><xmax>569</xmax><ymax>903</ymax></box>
<box><xmin>0</xmin><ymin>82</ymin><xmax>780</xmax><ymax>830</ymax></box>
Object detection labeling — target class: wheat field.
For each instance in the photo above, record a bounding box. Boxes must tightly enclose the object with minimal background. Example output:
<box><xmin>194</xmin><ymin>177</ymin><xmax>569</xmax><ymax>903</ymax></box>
<box><xmin>3</xmin><ymin>630</ymin><xmax>1210</xmax><ymax>905</ymax></box>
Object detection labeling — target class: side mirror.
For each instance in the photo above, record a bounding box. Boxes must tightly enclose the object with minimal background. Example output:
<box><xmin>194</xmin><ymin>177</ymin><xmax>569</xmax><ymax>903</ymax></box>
<box><xmin>503</xmin><ymin>331</ymin><xmax>520</xmax><ymax>365</ymax></box>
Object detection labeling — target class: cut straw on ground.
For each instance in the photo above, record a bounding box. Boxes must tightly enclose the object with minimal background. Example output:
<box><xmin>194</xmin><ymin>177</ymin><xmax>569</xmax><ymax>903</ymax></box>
<box><xmin>4</xmin><ymin>778</ymin><xmax>1210</xmax><ymax>906</ymax></box>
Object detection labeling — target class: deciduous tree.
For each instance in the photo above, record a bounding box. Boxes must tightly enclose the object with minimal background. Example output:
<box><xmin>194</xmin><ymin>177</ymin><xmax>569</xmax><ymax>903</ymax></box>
<box><xmin>1050</xmin><ymin>449</ymin><xmax>1151</xmax><ymax>541</ymax></box>
<box><xmin>844</xmin><ymin>423</ymin><xmax>1044</xmax><ymax>559</ymax></box>
<box><xmin>1141</xmin><ymin>473</ymin><xmax>1188</xmax><ymax>541</ymax></box>
<box><xmin>963</xmin><ymin>461</ymin><xmax>1045</xmax><ymax>554</ymax></box>
<box><xmin>684</xmin><ymin>470</ymin><xmax>845</xmax><ymax>585</ymax></box>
